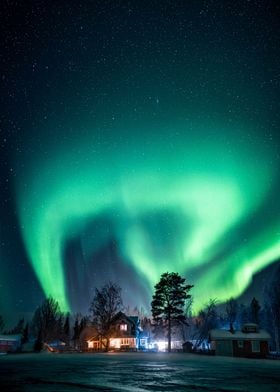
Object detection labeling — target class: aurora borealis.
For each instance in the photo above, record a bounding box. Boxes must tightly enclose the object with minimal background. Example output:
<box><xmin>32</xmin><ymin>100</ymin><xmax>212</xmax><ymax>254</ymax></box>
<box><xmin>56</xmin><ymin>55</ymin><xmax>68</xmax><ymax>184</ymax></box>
<box><xmin>1</xmin><ymin>1</ymin><xmax>280</xmax><ymax>322</ymax></box>
<box><xmin>15</xmin><ymin>124</ymin><xmax>279</xmax><ymax>313</ymax></box>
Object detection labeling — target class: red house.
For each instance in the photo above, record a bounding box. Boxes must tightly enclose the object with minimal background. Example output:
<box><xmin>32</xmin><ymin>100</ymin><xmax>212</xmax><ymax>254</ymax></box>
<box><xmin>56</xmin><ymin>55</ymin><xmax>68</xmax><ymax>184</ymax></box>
<box><xmin>209</xmin><ymin>324</ymin><xmax>270</xmax><ymax>358</ymax></box>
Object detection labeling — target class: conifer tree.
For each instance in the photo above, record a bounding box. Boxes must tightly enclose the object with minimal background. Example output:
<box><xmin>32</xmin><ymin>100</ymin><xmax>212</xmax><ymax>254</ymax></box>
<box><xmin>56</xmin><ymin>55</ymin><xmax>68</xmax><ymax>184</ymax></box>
<box><xmin>250</xmin><ymin>297</ymin><xmax>261</xmax><ymax>324</ymax></box>
<box><xmin>0</xmin><ymin>315</ymin><xmax>4</xmax><ymax>332</ymax></box>
<box><xmin>63</xmin><ymin>314</ymin><xmax>70</xmax><ymax>345</ymax></box>
<box><xmin>22</xmin><ymin>322</ymin><xmax>29</xmax><ymax>344</ymax></box>
<box><xmin>151</xmin><ymin>272</ymin><xmax>193</xmax><ymax>352</ymax></box>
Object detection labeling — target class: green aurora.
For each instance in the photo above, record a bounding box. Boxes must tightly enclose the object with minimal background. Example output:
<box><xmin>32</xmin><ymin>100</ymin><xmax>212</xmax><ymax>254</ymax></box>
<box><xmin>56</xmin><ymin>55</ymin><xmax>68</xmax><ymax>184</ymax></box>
<box><xmin>15</xmin><ymin>121</ymin><xmax>280</xmax><ymax>313</ymax></box>
<box><xmin>3</xmin><ymin>1</ymin><xmax>279</xmax><ymax>318</ymax></box>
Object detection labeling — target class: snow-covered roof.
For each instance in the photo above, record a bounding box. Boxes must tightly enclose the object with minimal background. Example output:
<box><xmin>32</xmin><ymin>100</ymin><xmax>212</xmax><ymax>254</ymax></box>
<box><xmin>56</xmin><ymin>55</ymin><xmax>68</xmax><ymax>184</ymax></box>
<box><xmin>0</xmin><ymin>334</ymin><xmax>22</xmax><ymax>341</ymax></box>
<box><xmin>209</xmin><ymin>329</ymin><xmax>270</xmax><ymax>341</ymax></box>
<box><xmin>48</xmin><ymin>340</ymin><xmax>66</xmax><ymax>346</ymax></box>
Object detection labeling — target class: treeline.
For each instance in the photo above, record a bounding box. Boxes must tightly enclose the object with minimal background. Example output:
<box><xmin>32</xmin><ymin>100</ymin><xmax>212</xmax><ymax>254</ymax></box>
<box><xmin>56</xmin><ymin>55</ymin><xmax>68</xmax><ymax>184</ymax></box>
<box><xmin>189</xmin><ymin>296</ymin><xmax>278</xmax><ymax>351</ymax></box>
<box><xmin>0</xmin><ymin>282</ymin><xmax>125</xmax><ymax>351</ymax></box>
<box><xmin>0</xmin><ymin>298</ymin><xmax>79</xmax><ymax>351</ymax></box>
<box><xmin>181</xmin><ymin>264</ymin><xmax>280</xmax><ymax>352</ymax></box>
<box><xmin>150</xmin><ymin>270</ymin><xmax>280</xmax><ymax>353</ymax></box>
<box><xmin>0</xmin><ymin>264</ymin><xmax>279</xmax><ymax>353</ymax></box>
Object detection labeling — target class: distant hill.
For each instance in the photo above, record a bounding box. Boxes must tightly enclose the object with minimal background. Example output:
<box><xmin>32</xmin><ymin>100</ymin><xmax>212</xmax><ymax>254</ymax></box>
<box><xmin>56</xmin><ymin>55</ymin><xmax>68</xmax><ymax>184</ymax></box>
<box><xmin>237</xmin><ymin>259</ymin><xmax>280</xmax><ymax>305</ymax></box>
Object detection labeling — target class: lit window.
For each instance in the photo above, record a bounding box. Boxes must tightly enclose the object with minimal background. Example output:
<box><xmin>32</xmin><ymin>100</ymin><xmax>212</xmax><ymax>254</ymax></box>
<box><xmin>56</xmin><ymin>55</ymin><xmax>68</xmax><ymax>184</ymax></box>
<box><xmin>238</xmin><ymin>340</ymin><xmax>244</xmax><ymax>348</ymax></box>
<box><xmin>120</xmin><ymin>324</ymin><xmax>127</xmax><ymax>331</ymax></box>
<box><xmin>251</xmin><ymin>341</ymin><xmax>260</xmax><ymax>352</ymax></box>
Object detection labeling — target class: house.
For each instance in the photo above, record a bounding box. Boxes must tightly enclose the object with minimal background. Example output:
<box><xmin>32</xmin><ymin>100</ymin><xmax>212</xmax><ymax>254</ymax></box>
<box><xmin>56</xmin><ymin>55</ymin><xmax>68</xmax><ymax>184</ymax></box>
<box><xmin>209</xmin><ymin>323</ymin><xmax>270</xmax><ymax>358</ymax></box>
<box><xmin>87</xmin><ymin>312</ymin><xmax>140</xmax><ymax>351</ymax></box>
<box><xmin>78</xmin><ymin>325</ymin><xmax>99</xmax><ymax>351</ymax></box>
<box><xmin>0</xmin><ymin>334</ymin><xmax>22</xmax><ymax>353</ymax></box>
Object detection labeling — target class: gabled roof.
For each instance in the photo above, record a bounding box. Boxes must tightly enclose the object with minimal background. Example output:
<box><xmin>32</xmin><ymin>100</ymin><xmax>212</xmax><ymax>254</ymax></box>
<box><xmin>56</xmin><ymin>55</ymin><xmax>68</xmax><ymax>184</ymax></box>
<box><xmin>111</xmin><ymin>311</ymin><xmax>138</xmax><ymax>326</ymax></box>
<box><xmin>80</xmin><ymin>325</ymin><xmax>99</xmax><ymax>340</ymax></box>
<box><xmin>87</xmin><ymin>312</ymin><xmax>139</xmax><ymax>342</ymax></box>
<box><xmin>209</xmin><ymin>329</ymin><xmax>270</xmax><ymax>341</ymax></box>
<box><xmin>87</xmin><ymin>334</ymin><xmax>101</xmax><ymax>342</ymax></box>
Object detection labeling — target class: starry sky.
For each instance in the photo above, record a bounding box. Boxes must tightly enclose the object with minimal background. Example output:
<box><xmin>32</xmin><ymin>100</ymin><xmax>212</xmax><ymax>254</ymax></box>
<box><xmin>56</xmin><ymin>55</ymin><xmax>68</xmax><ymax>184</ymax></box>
<box><xmin>1</xmin><ymin>0</ymin><xmax>280</xmax><ymax>324</ymax></box>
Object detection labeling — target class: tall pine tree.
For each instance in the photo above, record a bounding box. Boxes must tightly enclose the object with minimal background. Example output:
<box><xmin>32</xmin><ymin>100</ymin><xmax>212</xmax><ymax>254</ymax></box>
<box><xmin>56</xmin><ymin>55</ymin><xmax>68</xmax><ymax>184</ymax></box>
<box><xmin>151</xmin><ymin>272</ymin><xmax>193</xmax><ymax>352</ymax></box>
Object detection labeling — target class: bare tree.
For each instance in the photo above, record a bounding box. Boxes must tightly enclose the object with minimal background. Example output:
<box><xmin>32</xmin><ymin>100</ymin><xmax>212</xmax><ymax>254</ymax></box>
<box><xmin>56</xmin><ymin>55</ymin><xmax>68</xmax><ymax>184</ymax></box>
<box><xmin>193</xmin><ymin>298</ymin><xmax>219</xmax><ymax>350</ymax></box>
<box><xmin>225</xmin><ymin>297</ymin><xmax>238</xmax><ymax>332</ymax></box>
<box><xmin>31</xmin><ymin>297</ymin><xmax>62</xmax><ymax>346</ymax></box>
<box><xmin>90</xmin><ymin>282</ymin><xmax>123</xmax><ymax>351</ymax></box>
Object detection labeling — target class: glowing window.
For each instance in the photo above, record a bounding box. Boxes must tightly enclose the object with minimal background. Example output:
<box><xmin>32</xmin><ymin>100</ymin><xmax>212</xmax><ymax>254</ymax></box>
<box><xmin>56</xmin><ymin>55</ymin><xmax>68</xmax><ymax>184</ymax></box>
<box><xmin>120</xmin><ymin>324</ymin><xmax>127</xmax><ymax>331</ymax></box>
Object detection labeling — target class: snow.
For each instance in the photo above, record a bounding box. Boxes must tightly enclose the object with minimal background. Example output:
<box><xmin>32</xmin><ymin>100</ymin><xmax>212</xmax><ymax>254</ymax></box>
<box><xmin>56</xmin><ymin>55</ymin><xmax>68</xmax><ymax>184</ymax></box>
<box><xmin>0</xmin><ymin>352</ymin><xmax>280</xmax><ymax>391</ymax></box>
<box><xmin>210</xmin><ymin>329</ymin><xmax>270</xmax><ymax>340</ymax></box>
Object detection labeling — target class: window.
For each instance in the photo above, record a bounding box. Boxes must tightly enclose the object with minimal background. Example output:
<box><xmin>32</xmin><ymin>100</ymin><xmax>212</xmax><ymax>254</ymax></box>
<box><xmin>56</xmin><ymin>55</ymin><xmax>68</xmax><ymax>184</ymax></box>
<box><xmin>237</xmin><ymin>340</ymin><xmax>244</xmax><ymax>349</ymax></box>
<box><xmin>120</xmin><ymin>323</ymin><xmax>127</xmax><ymax>331</ymax></box>
<box><xmin>251</xmin><ymin>341</ymin><xmax>260</xmax><ymax>352</ymax></box>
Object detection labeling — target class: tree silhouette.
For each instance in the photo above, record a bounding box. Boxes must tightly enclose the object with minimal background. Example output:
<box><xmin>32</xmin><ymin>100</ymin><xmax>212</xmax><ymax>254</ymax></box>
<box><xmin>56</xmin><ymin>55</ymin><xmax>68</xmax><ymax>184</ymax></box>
<box><xmin>225</xmin><ymin>297</ymin><xmax>238</xmax><ymax>332</ymax></box>
<box><xmin>90</xmin><ymin>282</ymin><xmax>123</xmax><ymax>351</ymax></box>
<box><xmin>0</xmin><ymin>315</ymin><xmax>4</xmax><ymax>332</ymax></box>
<box><xmin>250</xmin><ymin>297</ymin><xmax>261</xmax><ymax>324</ymax></box>
<box><xmin>22</xmin><ymin>322</ymin><xmax>29</xmax><ymax>344</ymax></box>
<box><xmin>194</xmin><ymin>298</ymin><xmax>219</xmax><ymax>350</ymax></box>
<box><xmin>63</xmin><ymin>313</ymin><xmax>70</xmax><ymax>345</ymax></box>
<box><xmin>151</xmin><ymin>272</ymin><xmax>193</xmax><ymax>352</ymax></box>
<box><xmin>31</xmin><ymin>297</ymin><xmax>62</xmax><ymax>346</ymax></box>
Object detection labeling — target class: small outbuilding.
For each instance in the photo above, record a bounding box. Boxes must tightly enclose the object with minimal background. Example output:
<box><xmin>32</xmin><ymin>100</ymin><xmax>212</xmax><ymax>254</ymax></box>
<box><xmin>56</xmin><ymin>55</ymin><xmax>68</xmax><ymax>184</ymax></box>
<box><xmin>0</xmin><ymin>334</ymin><xmax>22</xmax><ymax>353</ymax></box>
<box><xmin>209</xmin><ymin>324</ymin><xmax>270</xmax><ymax>358</ymax></box>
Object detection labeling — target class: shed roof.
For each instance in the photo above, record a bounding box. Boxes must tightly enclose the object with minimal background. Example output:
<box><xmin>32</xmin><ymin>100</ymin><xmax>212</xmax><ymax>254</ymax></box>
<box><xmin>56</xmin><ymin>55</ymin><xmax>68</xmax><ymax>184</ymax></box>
<box><xmin>209</xmin><ymin>329</ymin><xmax>270</xmax><ymax>341</ymax></box>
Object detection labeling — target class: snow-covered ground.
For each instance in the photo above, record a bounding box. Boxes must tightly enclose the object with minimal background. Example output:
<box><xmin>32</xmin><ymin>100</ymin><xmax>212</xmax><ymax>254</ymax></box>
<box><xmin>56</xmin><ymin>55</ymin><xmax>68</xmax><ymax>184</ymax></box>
<box><xmin>0</xmin><ymin>352</ymin><xmax>280</xmax><ymax>391</ymax></box>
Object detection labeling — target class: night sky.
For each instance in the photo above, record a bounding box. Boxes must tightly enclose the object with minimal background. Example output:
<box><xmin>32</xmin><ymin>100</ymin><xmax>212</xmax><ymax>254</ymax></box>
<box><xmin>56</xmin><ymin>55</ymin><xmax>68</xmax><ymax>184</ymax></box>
<box><xmin>1</xmin><ymin>1</ymin><xmax>280</xmax><ymax>325</ymax></box>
